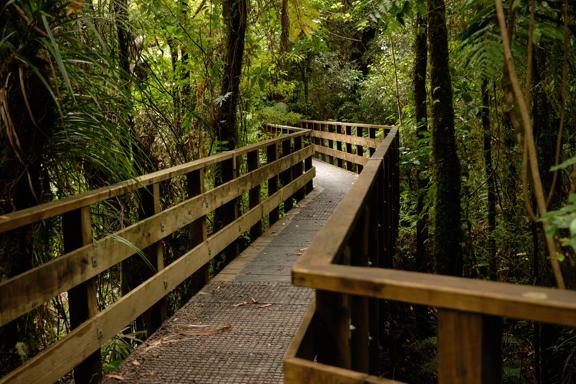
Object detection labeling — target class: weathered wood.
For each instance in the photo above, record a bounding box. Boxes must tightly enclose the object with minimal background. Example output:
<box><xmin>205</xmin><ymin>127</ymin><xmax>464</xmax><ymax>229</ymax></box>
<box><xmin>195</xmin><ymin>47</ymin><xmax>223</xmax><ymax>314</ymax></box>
<box><xmin>292</xmin><ymin>263</ymin><xmax>576</xmax><ymax>327</ymax></box>
<box><xmin>356</xmin><ymin>127</ymin><xmax>364</xmax><ymax>173</ymax></box>
<box><xmin>369</xmin><ymin>128</ymin><xmax>377</xmax><ymax>156</ymax></box>
<box><xmin>267</xmin><ymin>143</ymin><xmax>279</xmax><ymax>225</ymax></box>
<box><xmin>215</xmin><ymin>155</ymin><xmax>239</xmax><ymax>264</ymax></box>
<box><xmin>281</xmin><ymin>138</ymin><xmax>294</xmax><ymax>211</ymax></box>
<box><xmin>336</xmin><ymin>126</ymin><xmax>344</xmax><ymax>168</ymax></box>
<box><xmin>350</xmin><ymin>206</ymin><xmax>370</xmax><ymax>373</ymax></box>
<box><xmin>295</xmin><ymin>129</ymin><xmax>397</xmax><ymax>267</ymax></box>
<box><xmin>187</xmin><ymin>170</ymin><xmax>209</xmax><ymax>296</ymax></box>
<box><xmin>293</xmin><ymin>136</ymin><xmax>305</xmax><ymax>201</ymax></box>
<box><xmin>62</xmin><ymin>207</ymin><xmax>101</xmax><ymax>384</ymax></box>
<box><xmin>0</xmin><ymin>130</ymin><xmax>310</xmax><ymax>234</ymax></box>
<box><xmin>438</xmin><ymin>310</ymin><xmax>501</xmax><ymax>384</ymax></box>
<box><xmin>0</xmin><ymin>146</ymin><xmax>313</xmax><ymax>326</ymax></box>
<box><xmin>247</xmin><ymin>150</ymin><xmax>262</xmax><ymax>239</ymax></box>
<box><xmin>284</xmin><ymin>357</ymin><xmax>403</xmax><ymax>384</ymax></box>
<box><xmin>300</xmin><ymin>119</ymin><xmax>394</xmax><ymax>131</ymax></box>
<box><xmin>0</xmin><ymin>168</ymin><xmax>315</xmax><ymax>384</ymax></box>
<box><xmin>285</xmin><ymin>302</ymin><xmax>316</xmax><ymax>360</ymax></box>
<box><xmin>327</xmin><ymin>124</ymin><xmax>335</xmax><ymax>165</ymax></box>
<box><xmin>345</xmin><ymin>125</ymin><xmax>354</xmax><ymax>171</ymax></box>
<box><xmin>315</xmin><ymin>290</ymin><xmax>351</xmax><ymax>369</ymax></box>
<box><xmin>150</xmin><ymin>183</ymin><xmax>167</xmax><ymax>325</ymax></box>
<box><xmin>314</xmin><ymin>145</ymin><xmax>368</xmax><ymax>167</ymax></box>
<box><xmin>310</xmin><ymin>130</ymin><xmax>380</xmax><ymax>150</ymax></box>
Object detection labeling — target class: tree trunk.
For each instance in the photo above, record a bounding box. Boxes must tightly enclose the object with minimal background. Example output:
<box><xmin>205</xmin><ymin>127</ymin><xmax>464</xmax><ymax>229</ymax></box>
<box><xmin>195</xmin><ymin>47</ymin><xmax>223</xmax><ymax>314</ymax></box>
<box><xmin>413</xmin><ymin>10</ymin><xmax>429</xmax><ymax>273</ymax></box>
<box><xmin>213</xmin><ymin>0</ymin><xmax>247</xmax><ymax>266</ymax></box>
<box><xmin>481</xmin><ymin>80</ymin><xmax>497</xmax><ymax>280</ymax></box>
<box><xmin>427</xmin><ymin>0</ymin><xmax>462</xmax><ymax>276</ymax></box>
<box><xmin>0</xmin><ymin>8</ymin><xmax>55</xmax><ymax>373</ymax></box>
<box><xmin>280</xmin><ymin>0</ymin><xmax>289</xmax><ymax>55</ymax></box>
<box><xmin>215</xmin><ymin>0</ymin><xmax>247</xmax><ymax>151</ymax></box>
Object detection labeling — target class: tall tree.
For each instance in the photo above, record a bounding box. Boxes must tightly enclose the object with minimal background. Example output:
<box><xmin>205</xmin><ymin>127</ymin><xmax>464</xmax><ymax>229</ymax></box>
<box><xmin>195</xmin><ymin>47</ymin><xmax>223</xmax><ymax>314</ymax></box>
<box><xmin>213</xmin><ymin>0</ymin><xmax>248</xmax><ymax>265</ymax></box>
<box><xmin>215</xmin><ymin>0</ymin><xmax>247</xmax><ymax>151</ymax></box>
<box><xmin>427</xmin><ymin>0</ymin><xmax>462</xmax><ymax>276</ymax></box>
<box><xmin>0</xmin><ymin>2</ymin><xmax>56</xmax><ymax>374</ymax></box>
<box><xmin>413</xmin><ymin>7</ymin><xmax>429</xmax><ymax>273</ymax></box>
<box><xmin>481</xmin><ymin>80</ymin><xmax>497</xmax><ymax>280</ymax></box>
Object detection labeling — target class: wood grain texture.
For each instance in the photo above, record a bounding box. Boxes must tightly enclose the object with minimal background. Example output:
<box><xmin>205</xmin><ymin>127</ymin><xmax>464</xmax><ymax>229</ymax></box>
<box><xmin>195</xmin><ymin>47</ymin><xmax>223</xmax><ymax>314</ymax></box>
<box><xmin>0</xmin><ymin>146</ymin><xmax>313</xmax><ymax>326</ymax></box>
<box><xmin>311</xmin><ymin>130</ymin><xmax>380</xmax><ymax>149</ymax></box>
<box><xmin>0</xmin><ymin>130</ymin><xmax>310</xmax><ymax>234</ymax></box>
<box><xmin>284</xmin><ymin>357</ymin><xmax>403</xmax><ymax>384</ymax></box>
<box><xmin>314</xmin><ymin>145</ymin><xmax>368</xmax><ymax>167</ymax></box>
<box><xmin>292</xmin><ymin>263</ymin><xmax>576</xmax><ymax>326</ymax></box>
<box><xmin>0</xmin><ymin>169</ymin><xmax>315</xmax><ymax>384</ymax></box>
<box><xmin>300</xmin><ymin>119</ymin><xmax>394</xmax><ymax>131</ymax></box>
<box><xmin>438</xmin><ymin>310</ymin><xmax>501</xmax><ymax>384</ymax></box>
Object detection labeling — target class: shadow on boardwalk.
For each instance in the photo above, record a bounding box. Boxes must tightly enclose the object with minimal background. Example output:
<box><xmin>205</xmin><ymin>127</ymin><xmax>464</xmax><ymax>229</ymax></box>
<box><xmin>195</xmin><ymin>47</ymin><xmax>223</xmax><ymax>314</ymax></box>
<box><xmin>104</xmin><ymin>161</ymin><xmax>357</xmax><ymax>383</ymax></box>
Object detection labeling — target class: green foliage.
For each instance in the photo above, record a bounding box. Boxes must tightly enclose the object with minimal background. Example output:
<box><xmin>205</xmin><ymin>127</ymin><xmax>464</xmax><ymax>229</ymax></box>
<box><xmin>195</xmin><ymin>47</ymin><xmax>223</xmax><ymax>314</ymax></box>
<box><xmin>102</xmin><ymin>328</ymin><xmax>145</xmax><ymax>373</ymax></box>
<box><xmin>542</xmin><ymin>193</ymin><xmax>576</xmax><ymax>259</ymax></box>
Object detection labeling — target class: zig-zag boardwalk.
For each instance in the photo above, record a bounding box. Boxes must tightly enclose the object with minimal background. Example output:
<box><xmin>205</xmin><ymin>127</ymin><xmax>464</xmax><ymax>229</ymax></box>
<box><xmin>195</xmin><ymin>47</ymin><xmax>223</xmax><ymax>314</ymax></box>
<box><xmin>103</xmin><ymin>161</ymin><xmax>357</xmax><ymax>383</ymax></box>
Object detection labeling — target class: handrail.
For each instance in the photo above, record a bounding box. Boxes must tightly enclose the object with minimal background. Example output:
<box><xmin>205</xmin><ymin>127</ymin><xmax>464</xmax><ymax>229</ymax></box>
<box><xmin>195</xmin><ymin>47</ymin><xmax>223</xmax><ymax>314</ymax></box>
<box><xmin>0</xmin><ymin>127</ymin><xmax>314</xmax><ymax>384</ymax></box>
<box><xmin>0</xmin><ymin>129</ymin><xmax>309</xmax><ymax>233</ymax></box>
<box><xmin>299</xmin><ymin>120</ymin><xmax>392</xmax><ymax>173</ymax></box>
<box><xmin>286</xmin><ymin>122</ymin><xmax>576</xmax><ymax>383</ymax></box>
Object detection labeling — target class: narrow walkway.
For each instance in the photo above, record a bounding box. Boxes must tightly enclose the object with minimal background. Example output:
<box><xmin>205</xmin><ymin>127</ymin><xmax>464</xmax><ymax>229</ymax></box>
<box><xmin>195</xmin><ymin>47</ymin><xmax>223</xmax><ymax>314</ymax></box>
<box><xmin>105</xmin><ymin>161</ymin><xmax>357</xmax><ymax>383</ymax></box>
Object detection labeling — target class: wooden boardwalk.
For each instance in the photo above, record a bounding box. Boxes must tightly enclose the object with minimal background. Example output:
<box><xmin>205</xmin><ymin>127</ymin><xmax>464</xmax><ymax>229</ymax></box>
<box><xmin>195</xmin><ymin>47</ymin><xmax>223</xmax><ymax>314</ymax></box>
<box><xmin>104</xmin><ymin>161</ymin><xmax>357</xmax><ymax>383</ymax></box>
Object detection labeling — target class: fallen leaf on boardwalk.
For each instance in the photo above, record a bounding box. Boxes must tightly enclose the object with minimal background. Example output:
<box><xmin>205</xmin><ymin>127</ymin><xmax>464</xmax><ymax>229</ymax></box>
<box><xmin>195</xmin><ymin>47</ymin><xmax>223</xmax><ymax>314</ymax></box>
<box><xmin>233</xmin><ymin>301</ymin><xmax>248</xmax><ymax>307</ymax></box>
<box><xmin>132</xmin><ymin>360</ymin><xmax>140</xmax><ymax>366</ymax></box>
<box><xmin>176</xmin><ymin>324</ymin><xmax>231</xmax><ymax>336</ymax></box>
<box><xmin>105</xmin><ymin>374</ymin><xmax>125</xmax><ymax>381</ymax></box>
<box><xmin>141</xmin><ymin>335</ymin><xmax>181</xmax><ymax>352</ymax></box>
<box><xmin>259</xmin><ymin>303</ymin><xmax>273</xmax><ymax>309</ymax></box>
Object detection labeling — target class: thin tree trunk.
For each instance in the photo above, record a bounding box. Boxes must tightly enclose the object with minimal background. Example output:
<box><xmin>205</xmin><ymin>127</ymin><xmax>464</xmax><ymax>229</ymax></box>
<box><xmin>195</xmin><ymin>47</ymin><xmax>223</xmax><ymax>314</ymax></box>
<box><xmin>413</xmin><ymin>10</ymin><xmax>429</xmax><ymax>273</ymax></box>
<box><xmin>427</xmin><ymin>0</ymin><xmax>462</xmax><ymax>276</ymax></box>
<box><xmin>214</xmin><ymin>0</ymin><xmax>247</xmax><ymax>265</ymax></box>
<box><xmin>481</xmin><ymin>80</ymin><xmax>497</xmax><ymax>280</ymax></box>
<box><xmin>280</xmin><ymin>0</ymin><xmax>289</xmax><ymax>55</ymax></box>
<box><xmin>389</xmin><ymin>37</ymin><xmax>403</xmax><ymax>125</ymax></box>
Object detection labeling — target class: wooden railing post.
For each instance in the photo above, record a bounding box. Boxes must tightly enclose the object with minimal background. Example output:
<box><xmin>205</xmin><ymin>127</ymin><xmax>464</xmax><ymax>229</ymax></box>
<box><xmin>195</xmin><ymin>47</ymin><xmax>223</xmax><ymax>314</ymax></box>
<box><xmin>304</xmin><ymin>135</ymin><xmax>314</xmax><ymax>194</ymax></box>
<box><xmin>217</xmin><ymin>155</ymin><xmax>240</xmax><ymax>265</ymax></box>
<box><xmin>369</xmin><ymin>128</ymin><xmax>377</xmax><ymax>156</ymax></box>
<box><xmin>281</xmin><ymin>138</ymin><xmax>294</xmax><ymax>211</ymax></box>
<box><xmin>315</xmin><ymin>291</ymin><xmax>351</xmax><ymax>369</ymax></box>
<box><xmin>187</xmin><ymin>170</ymin><xmax>209</xmax><ymax>293</ymax></box>
<box><xmin>350</xmin><ymin>205</ymin><xmax>370</xmax><ymax>373</ymax></box>
<box><xmin>267</xmin><ymin>143</ymin><xmax>279</xmax><ymax>225</ymax></box>
<box><xmin>356</xmin><ymin>126</ymin><xmax>364</xmax><ymax>173</ymax></box>
<box><xmin>149</xmin><ymin>183</ymin><xmax>167</xmax><ymax>328</ymax></box>
<box><xmin>438</xmin><ymin>310</ymin><xmax>502</xmax><ymax>384</ymax></box>
<box><xmin>326</xmin><ymin>123</ymin><xmax>334</xmax><ymax>164</ymax></box>
<box><xmin>63</xmin><ymin>207</ymin><xmax>102</xmax><ymax>384</ymax></box>
<box><xmin>293</xmin><ymin>136</ymin><xmax>306</xmax><ymax>201</ymax></box>
<box><xmin>336</xmin><ymin>125</ymin><xmax>344</xmax><ymax>168</ymax></box>
<box><xmin>247</xmin><ymin>150</ymin><xmax>262</xmax><ymax>239</ymax></box>
<box><xmin>345</xmin><ymin>125</ymin><xmax>354</xmax><ymax>172</ymax></box>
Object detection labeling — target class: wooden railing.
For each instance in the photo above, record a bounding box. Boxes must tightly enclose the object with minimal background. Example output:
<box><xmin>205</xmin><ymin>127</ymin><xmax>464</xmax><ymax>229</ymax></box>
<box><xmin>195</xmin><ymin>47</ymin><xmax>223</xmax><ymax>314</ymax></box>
<box><xmin>0</xmin><ymin>126</ymin><xmax>313</xmax><ymax>384</ymax></box>
<box><xmin>299</xmin><ymin>120</ymin><xmax>394</xmax><ymax>173</ymax></box>
<box><xmin>285</xmin><ymin>125</ymin><xmax>576</xmax><ymax>383</ymax></box>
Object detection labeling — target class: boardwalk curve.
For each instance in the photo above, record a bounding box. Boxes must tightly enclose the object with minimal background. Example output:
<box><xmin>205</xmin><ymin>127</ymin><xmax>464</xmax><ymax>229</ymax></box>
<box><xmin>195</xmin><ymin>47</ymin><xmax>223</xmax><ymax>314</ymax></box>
<box><xmin>104</xmin><ymin>161</ymin><xmax>357</xmax><ymax>383</ymax></box>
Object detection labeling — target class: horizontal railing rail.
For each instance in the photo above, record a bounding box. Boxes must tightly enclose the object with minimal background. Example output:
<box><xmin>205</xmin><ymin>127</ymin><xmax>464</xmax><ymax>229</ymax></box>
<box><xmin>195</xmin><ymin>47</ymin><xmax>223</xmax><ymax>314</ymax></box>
<box><xmin>299</xmin><ymin>120</ymin><xmax>394</xmax><ymax>174</ymax></box>
<box><xmin>285</xmin><ymin>122</ymin><xmax>576</xmax><ymax>383</ymax></box>
<box><xmin>0</xmin><ymin>127</ymin><xmax>314</xmax><ymax>384</ymax></box>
